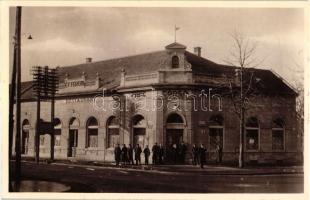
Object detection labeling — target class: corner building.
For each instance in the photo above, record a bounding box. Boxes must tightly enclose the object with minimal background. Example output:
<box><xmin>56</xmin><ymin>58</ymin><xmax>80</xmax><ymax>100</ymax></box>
<box><xmin>16</xmin><ymin>42</ymin><xmax>303</xmax><ymax>165</ymax></box>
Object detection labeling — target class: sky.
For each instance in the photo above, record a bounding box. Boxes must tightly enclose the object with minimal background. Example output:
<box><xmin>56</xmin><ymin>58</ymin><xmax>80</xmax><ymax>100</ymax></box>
<box><xmin>9</xmin><ymin>7</ymin><xmax>304</xmax><ymax>86</ymax></box>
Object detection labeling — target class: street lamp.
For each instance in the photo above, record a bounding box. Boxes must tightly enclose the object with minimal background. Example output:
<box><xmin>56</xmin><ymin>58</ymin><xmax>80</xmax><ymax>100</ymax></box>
<box><xmin>9</xmin><ymin>6</ymin><xmax>33</xmax><ymax>191</ymax></box>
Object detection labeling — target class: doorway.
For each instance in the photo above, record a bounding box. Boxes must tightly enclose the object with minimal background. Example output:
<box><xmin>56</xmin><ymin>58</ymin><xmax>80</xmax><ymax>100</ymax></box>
<box><xmin>132</xmin><ymin>115</ymin><xmax>146</xmax><ymax>147</ymax></box>
<box><xmin>165</xmin><ymin>113</ymin><xmax>185</xmax><ymax>164</ymax></box>
<box><xmin>68</xmin><ymin>117</ymin><xmax>79</xmax><ymax>157</ymax></box>
<box><xmin>21</xmin><ymin>131</ymin><xmax>29</xmax><ymax>154</ymax></box>
<box><xmin>166</xmin><ymin>129</ymin><xmax>183</xmax><ymax>146</ymax></box>
<box><xmin>68</xmin><ymin>129</ymin><xmax>78</xmax><ymax>157</ymax></box>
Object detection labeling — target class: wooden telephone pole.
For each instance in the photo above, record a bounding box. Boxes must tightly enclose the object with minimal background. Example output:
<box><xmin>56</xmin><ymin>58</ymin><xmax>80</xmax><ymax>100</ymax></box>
<box><xmin>33</xmin><ymin>66</ymin><xmax>58</xmax><ymax>163</ymax></box>
<box><xmin>14</xmin><ymin>6</ymin><xmax>22</xmax><ymax>185</ymax></box>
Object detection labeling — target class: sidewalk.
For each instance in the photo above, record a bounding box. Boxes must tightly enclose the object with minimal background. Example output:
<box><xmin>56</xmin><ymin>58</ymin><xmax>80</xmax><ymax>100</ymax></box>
<box><xmin>149</xmin><ymin>164</ymin><xmax>304</xmax><ymax>175</ymax></box>
<box><xmin>22</xmin><ymin>159</ymin><xmax>304</xmax><ymax>175</ymax></box>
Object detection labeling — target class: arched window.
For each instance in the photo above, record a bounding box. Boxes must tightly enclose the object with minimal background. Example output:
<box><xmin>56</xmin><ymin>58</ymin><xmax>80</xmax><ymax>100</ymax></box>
<box><xmin>209</xmin><ymin>115</ymin><xmax>224</xmax><ymax>152</ymax></box>
<box><xmin>272</xmin><ymin>118</ymin><xmax>285</xmax><ymax>150</ymax></box>
<box><xmin>107</xmin><ymin>116</ymin><xmax>120</xmax><ymax>148</ymax></box>
<box><xmin>132</xmin><ymin>115</ymin><xmax>146</xmax><ymax>147</ymax></box>
<box><xmin>22</xmin><ymin>119</ymin><xmax>30</xmax><ymax>154</ymax></box>
<box><xmin>167</xmin><ymin>113</ymin><xmax>184</xmax><ymax>124</ymax></box>
<box><xmin>86</xmin><ymin>117</ymin><xmax>98</xmax><ymax>148</ymax></box>
<box><xmin>171</xmin><ymin>55</ymin><xmax>179</xmax><ymax>68</ymax></box>
<box><xmin>69</xmin><ymin>117</ymin><xmax>79</xmax><ymax>129</ymax></box>
<box><xmin>245</xmin><ymin>117</ymin><xmax>259</xmax><ymax>150</ymax></box>
<box><xmin>54</xmin><ymin>118</ymin><xmax>62</xmax><ymax>147</ymax></box>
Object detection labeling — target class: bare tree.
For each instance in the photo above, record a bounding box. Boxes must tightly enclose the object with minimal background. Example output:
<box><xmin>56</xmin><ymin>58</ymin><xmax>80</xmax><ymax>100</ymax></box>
<box><xmin>223</xmin><ymin>31</ymin><xmax>264</xmax><ymax>168</ymax></box>
<box><xmin>287</xmin><ymin>55</ymin><xmax>304</xmax><ymax>154</ymax></box>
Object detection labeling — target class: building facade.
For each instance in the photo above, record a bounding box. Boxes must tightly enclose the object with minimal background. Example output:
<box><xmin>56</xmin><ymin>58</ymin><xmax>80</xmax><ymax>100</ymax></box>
<box><xmin>14</xmin><ymin>42</ymin><xmax>303</xmax><ymax>165</ymax></box>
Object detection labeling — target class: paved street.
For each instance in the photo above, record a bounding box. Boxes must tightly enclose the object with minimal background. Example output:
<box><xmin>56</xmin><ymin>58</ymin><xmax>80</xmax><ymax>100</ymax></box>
<box><xmin>10</xmin><ymin>161</ymin><xmax>303</xmax><ymax>193</ymax></box>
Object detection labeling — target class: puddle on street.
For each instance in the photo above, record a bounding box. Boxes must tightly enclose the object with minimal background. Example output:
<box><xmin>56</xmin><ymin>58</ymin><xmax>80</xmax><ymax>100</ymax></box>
<box><xmin>12</xmin><ymin>180</ymin><xmax>71</xmax><ymax>192</ymax></box>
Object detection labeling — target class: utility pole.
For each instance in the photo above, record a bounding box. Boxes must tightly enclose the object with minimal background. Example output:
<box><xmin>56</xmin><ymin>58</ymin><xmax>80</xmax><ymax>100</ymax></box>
<box><xmin>50</xmin><ymin>68</ymin><xmax>58</xmax><ymax>162</ymax></box>
<box><xmin>9</xmin><ymin>44</ymin><xmax>17</xmax><ymax>161</ymax></box>
<box><xmin>33</xmin><ymin>66</ymin><xmax>58</xmax><ymax>163</ymax></box>
<box><xmin>14</xmin><ymin>6</ymin><xmax>22</xmax><ymax>185</ymax></box>
<box><xmin>9</xmin><ymin>10</ymin><xmax>18</xmax><ymax>192</ymax></box>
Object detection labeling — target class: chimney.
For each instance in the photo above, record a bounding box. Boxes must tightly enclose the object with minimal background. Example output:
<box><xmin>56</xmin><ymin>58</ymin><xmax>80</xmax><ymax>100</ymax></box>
<box><xmin>86</xmin><ymin>57</ymin><xmax>92</xmax><ymax>63</ymax></box>
<box><xmin>194</xmin><ymin>47</ymin><xmax>201</xmax><ymax>57</ymax></box>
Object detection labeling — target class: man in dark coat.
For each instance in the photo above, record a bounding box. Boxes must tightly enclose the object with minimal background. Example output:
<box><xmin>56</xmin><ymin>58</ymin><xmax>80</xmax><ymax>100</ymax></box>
<box><xmin>134</xmin><ymin>144</ymin><xmax>142</xmax><ymax>165</ymax></box>
<box><xmin>143</xmin><ymin>145</ymin><xmax>150</xmax><ymax>165</ymax></box>
<box><xmin>114</xmin><ymin>144</ymin><xmax>121</xmax><ymax>166</ymax></box>
<box><xmin>180</xmin><ymin>142</ymin><xmax>187</xmax><ymax>164</ymax></box>
<box><xmin>152</xmin><ymin>143</ymin><xmax>159</xmax><ymax>165</ymax></box>
<box><xmin>127</xmin><ymin>144</ymin><xmax>134</xmax><ymax>165</ymax></box>
<box><xmin>199</xmin><ymin>144</ymin><xmax>207</xmax><ymax>169</ymax></box>
<box><xmin>192</xmin><ymin>144</ymin><xmax>199</xmax><ymax>165</ymax></box>
<box><xmin>121</xmin><ymin>144</ymin><xmax>128</xmax><ymax>165</ymax></box>
<box><xmin>216</xmin><ymin>143</ymin><xmax>223</xmax><ymax>164</ymax></box>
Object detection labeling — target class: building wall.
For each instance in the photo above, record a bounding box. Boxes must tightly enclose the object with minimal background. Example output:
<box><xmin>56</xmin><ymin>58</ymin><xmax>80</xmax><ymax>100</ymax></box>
<box><xmin>15</xmin><ymin>89</ymin><xmax>301</xmax><ymax>165</ymax></box>
<box><xmin>189</xmin><ymin>92</ymin><xmax>300</xmax><ymax>165</ymax></box>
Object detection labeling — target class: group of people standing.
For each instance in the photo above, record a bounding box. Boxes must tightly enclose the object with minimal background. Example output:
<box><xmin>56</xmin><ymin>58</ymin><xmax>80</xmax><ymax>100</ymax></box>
<box><xmin>114</xmin><ymin>142</ymin><xmax>223</xmax><ymax>168</ymax></box>
<box><xmin>192</xmin><ymin>143</ymin><xmax>223</xmax><ymax>168</ymax></box>
<box><xmin>114</xmin><ymin>142</ymin><xmax>188</xmax><ymax>166</ymax></box>
<box><xmin>166</xmin><ymin>142</ymin><xmax>187</xmax><ymax>164</ymax></box>
<box><xmin>151</xmin><ymin>143</ymin><xmax>165</xmax><ymax>165</ymax></box>
<box><xmin>114</xmin><ymin>143</ymin><xmax>166</xmax><ymax>166</ymax></box>
<box><xmin>114</xmin><ymin>143</ymin><xmax>151</xmax><ymax>166</ymax></box>
<box><xmin>191</xmin><ymin>144</ymin><xmax>207</xmax><ymax>168</ymax></box>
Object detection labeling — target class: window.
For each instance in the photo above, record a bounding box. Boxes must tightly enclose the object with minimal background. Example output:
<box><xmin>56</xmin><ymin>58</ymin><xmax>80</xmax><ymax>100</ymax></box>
<box><xmin>40</xmin><ymin>135</ymin><xmax>45</xmax><ymax>146</ymax></box>
<box><xmin>272</xmin><ymin>119</ymin><xmax>285</xmax><ymax>150</ymax></box>
<box><xmin>54</xmin><ymin>118</ymin><xmax>61</xmax><ymax>146</ymax></box>
<box><xmin>86</xmin><ymin>117</ymin><xmax>98</xmax><ymax>148</ymax></box>
<box><xmin>107</xmin><ymin>116</ymin><xmax>120</xmax><ymax>148</ymax></box>
<box><xmin>209</xmin><ymin>115</ymin><xmax>224</xmax><ymax>151</ymax></box>
<box><xmin>172</xmin><ymin>56</ymin><xmax>179</xmax><ymax>68</ymax></box>
<box><xmin>245</xmin><ymin>117</ymin><xmax>259</xmax><ymax>150</ymax></box>
<box><xmin>54</xmin><ymin>130</ymin><xmax>61</xmax><ymax>146</ymax></box>
<box><xmin>167</xmin><ymin>113</ymin><xmax>183</xmax><ymax>124</ymax></box>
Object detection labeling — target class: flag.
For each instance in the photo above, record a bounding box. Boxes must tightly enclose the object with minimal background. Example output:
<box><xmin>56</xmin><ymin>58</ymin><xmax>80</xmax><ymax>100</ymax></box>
<box><xmin>175</xmin><ymin>26</ymin><xmax>180</xmax><ymax>31</ymax></box>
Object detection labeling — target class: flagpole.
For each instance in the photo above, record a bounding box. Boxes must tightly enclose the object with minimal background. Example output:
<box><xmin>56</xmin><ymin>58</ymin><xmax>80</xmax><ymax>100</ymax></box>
<box><xmin>174</xmin><ymin>25</ymin><xmax>176</xmax><ymax>43</ymax></box>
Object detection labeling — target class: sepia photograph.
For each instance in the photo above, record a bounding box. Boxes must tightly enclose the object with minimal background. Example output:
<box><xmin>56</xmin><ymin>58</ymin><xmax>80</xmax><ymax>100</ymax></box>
<box><xmin>2</xmin><ymin>1</ymin><xmax>307</xmax><ymax>198</ymax></box>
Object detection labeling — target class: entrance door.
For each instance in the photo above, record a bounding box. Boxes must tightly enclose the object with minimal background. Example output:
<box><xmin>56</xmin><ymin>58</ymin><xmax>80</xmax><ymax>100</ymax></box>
<box><xmin>166</xmin><ymin>129</ymin><xmax>183</xmax><ymax>163</ymax></box>
<box><xmin>68</xmin><ymin>129</ymin><xmax>78</xmax><ymax>157</ymax></box>
<box><xmin>166</xmin><ymin>129</ymin><xmax>183</xmax><ymax>146</ymax></box>
<box><xmin>133</xmin><ymin>128</ymin><xmax>146</xmax><ymax>147</ymax></box>
<box><xmin>22</xmin><ymin>120</ymin><xmax>30</xmax><ymax>155</ymax></box>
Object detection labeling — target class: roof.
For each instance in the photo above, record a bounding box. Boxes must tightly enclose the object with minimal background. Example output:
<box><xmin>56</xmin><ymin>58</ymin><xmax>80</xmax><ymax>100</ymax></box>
<box><xmin>58</xmin><ymin>50</ymin><xmax>170</xmax><ymax>85</ymax></box>
<box><xmin>165</xmin><ymin>42</ymin><xmax>187</xmax><ymax>50</ymax></box>
<box><xmin>20</xmin><ymin>44</ymin><xmax>297</xmax><ymax>100</ymax></box>
<box><xmin>20</xmin><ymin>81</ymin><xmax>35</xmax><ymax>100</ymax></box>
